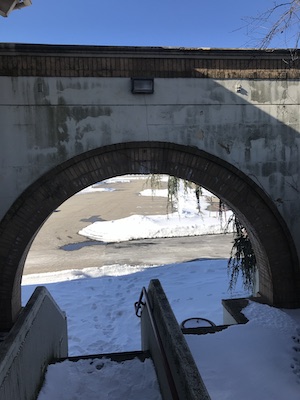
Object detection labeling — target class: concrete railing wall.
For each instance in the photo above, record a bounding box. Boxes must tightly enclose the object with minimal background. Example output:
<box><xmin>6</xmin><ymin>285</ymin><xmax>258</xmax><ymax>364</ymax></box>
<box><xmin>141</xmin><ymin>279</ymin><xmax>211</xmax><ymax>400</ymax></box>
<box><xmin>222</xmin><ymin>298</ymin><xmax>249</xmax><ymax>325</ymax></box>
<box><xmin>0</xmin><ymin>286</ymin><xmax>68</xmax><ymax>400</ymax></box>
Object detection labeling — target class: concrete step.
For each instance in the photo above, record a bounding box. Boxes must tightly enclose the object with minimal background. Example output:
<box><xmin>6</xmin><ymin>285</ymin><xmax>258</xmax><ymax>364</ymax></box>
<box><xmin>56</xmin><ymin>350</ymin><xmax>150</xmax><ymax>364</ymax></box>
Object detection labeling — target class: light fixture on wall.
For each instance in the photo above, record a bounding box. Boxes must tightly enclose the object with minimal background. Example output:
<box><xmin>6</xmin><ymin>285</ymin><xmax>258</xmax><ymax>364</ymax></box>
<box><xmin>131</xmin><ymin>78</ymin><xmax>154</xmax><ymax>94</ymax></box>
<box><xmin>0</xmin><ymin>0</ymin><xmax>32</xmax><ymax>17</ymax></box>
<box><xmin>235</xmin><ymin>83</ymin><xmax>242</xmax><ymax>93</ymax></box>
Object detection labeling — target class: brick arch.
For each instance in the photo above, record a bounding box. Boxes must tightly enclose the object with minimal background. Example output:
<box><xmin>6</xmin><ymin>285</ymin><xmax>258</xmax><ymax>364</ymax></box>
<box><xmin>0</xmin><ymin>141</ymin><xmax>299</xmax><ymax>330</ymax></box>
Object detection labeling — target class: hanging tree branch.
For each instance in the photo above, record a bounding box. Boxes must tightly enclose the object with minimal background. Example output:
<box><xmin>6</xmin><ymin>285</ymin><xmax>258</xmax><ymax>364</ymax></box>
<box><xmin>242</xmin><ymin>1</ymin><xmax>300</xmax><ymax>49</ymax></box>
<box><xmin>225</xmin><ymin>215</ymin><xmax>257</xmax><ymax>293</ymax></box>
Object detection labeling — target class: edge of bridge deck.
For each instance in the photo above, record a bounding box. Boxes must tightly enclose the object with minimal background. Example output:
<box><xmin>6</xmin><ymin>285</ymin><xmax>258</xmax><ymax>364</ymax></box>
<box><xmin>0</xmin><ymin>42</ymin><xmax>297</xmax><ymax>58</ymax></box>
<box><xmin>0</xmin><ymin>43</ymin><xmax>299</xmax><ymax>80</ymax></box>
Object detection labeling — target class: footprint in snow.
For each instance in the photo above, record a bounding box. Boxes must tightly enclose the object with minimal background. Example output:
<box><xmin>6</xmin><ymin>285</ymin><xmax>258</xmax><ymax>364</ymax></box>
<box><xmin>291</xmin><ymin>331</ymin><xmax>300</xmax><ymax>383</ymax></box>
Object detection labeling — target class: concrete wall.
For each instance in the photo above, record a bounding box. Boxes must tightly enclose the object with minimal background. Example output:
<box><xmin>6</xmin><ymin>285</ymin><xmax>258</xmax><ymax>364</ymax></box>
<box><xmin>0</xmin><ymin>286</ymin><xmax>68</xmax><ymax>400</ymax></box>
<box><xmin>1</xmin><ymin>46</ymin><xmax>300</xmax><ymax>325</ymax></box>
<box><xmin>141</xmin><ymin>279</ymin><xmax>211</xmax><ymax>400</ymax></box>
<box><xmin>1</xmin><ymin>75</ymin><xmax>300</xmax><ymax>256</ymax></box>
<box><xmin>222</xmin><ymin>299</ymin><xmax>249</xmax><ymax>325</ymax></box>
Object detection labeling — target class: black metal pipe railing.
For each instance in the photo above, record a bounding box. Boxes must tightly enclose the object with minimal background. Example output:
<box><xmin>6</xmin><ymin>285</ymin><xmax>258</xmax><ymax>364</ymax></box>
<box><xmin>135</xmin><ymin>287</ymin><xmax>180</xmax><ymax>400</ymax></box>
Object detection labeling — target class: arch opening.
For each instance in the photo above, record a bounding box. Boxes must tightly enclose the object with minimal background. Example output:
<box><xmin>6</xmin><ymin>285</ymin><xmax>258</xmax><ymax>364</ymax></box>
<box><xmin>0</xmin><ymin>141</ymin><xmax>299</xmax><ymax>330</ymax></box>
<box><xmin>23</xmin><ymin>173</ymin><xmax>239</xmax><ymax>356</ymax></box>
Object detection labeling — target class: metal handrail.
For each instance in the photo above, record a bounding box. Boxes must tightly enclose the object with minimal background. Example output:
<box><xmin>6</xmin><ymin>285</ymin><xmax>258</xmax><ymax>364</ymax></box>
<box><xmin>135</xmin><ymin>287</ymin><xmax>180</xmax><ymax>400</ymax></box>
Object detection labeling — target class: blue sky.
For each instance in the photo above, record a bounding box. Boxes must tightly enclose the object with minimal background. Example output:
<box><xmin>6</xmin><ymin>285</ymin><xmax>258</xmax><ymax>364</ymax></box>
<box><xmin>0</xmin><ymin>1</ymin><xmax>290</xmax><ymax>48</ymax></box>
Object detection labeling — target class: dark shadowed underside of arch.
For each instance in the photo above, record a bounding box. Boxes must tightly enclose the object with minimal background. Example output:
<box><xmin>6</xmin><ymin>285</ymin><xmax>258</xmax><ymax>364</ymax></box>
<box><xmin>0</xmin><ymin>142</ymin><xmax>299</xmax><ymax>330</ymax></box>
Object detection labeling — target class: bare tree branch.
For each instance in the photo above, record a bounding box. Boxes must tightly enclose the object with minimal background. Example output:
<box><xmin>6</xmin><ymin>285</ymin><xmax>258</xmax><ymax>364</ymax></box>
<box><xmin>243</xmin><ymin>1</ymin><xmax>300</xmax><ymax>49</ymax></box>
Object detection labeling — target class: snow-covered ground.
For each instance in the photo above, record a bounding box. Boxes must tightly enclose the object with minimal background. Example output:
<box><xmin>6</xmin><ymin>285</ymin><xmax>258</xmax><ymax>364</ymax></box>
<box><xmin>21</xmin><ymin>175</ymin><xmax>300</xmax><ymax>399</ymax></box>
<box><xmin>78</xmin><ymin>178</ymin><xmax>234</xmax><ymax>242</ymax></box>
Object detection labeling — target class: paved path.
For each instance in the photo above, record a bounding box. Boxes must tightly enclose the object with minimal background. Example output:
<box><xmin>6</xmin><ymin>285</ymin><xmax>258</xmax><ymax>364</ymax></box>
<box><xmin>24</xmin><ymin>177</ymin><xmax>233</xmax><ymax>275</ymax></box>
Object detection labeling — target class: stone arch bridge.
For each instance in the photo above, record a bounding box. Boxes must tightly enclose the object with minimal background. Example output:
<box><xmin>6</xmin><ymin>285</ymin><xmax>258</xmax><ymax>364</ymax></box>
<box><xmin>1</xmin><ymin>43</ymin><xmax>300</xmax><ymax>330</ymax></box>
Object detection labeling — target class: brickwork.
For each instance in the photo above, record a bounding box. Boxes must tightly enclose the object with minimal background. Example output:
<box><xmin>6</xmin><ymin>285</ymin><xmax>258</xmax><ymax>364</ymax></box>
<box><xmin>0</xmin><ymin>142</ymin><xmax>299</xmax><ymax>330</ymax></box>
<box><xmin>1</xmin><ymin>43</ymin><xmax>300</xmax><ymax>330</ymax></box>
<box><xmin>0</xmin><ymin>43</ymin><xmax>300</xmax><ymax>79</ymax></box>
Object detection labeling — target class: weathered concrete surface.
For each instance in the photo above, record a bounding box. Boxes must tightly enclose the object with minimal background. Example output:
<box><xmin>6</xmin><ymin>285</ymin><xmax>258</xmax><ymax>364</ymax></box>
<box><xmin>0</xmin><ymin>286</ymin><xmax>67</xmax><ymax>400</ymax></box>
<box><xmin>1</xmin><ymin>45</ymin><xmax>300</xmax><ymax>329</ymax></box>
<box><xmin>141</xmin><ymin>279</ymin><xmax>211</xmax><ymax>400</ymax></box>
<box><xmin>1</xmin><ymin>74</ymin><xmax>300</xmax><ymax>236</ymax></box>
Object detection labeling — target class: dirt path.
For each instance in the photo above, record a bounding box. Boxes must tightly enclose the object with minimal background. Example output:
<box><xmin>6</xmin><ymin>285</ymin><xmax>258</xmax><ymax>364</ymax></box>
<box><xmin>24</xmin><ymin>177</ymin><xmax>233</xmax><ymax>275</ymax></box>
<box><xmin>29</xmin><ymin>177</ymin><xmax>168</xmax><ymax>250</ymax></box>
<box><xmin>24</xmin><ymin>177</ymin><xmax>168</xmax><ymax>274</ymax></box>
